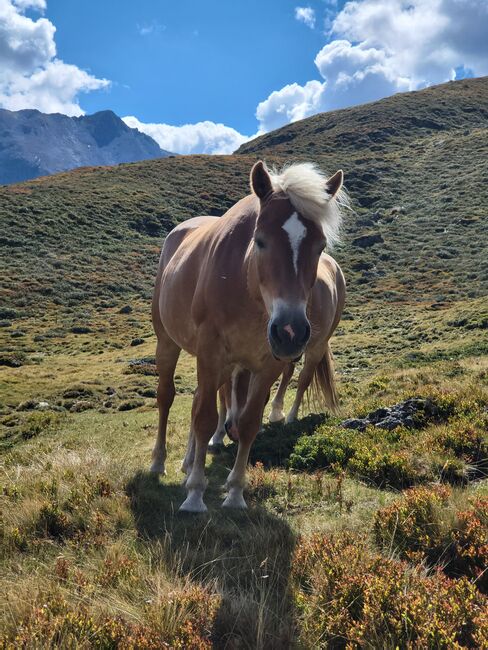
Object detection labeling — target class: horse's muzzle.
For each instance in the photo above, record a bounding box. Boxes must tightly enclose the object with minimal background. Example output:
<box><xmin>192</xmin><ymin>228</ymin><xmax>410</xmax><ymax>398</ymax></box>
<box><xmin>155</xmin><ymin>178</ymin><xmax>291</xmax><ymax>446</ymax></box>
<box><xmin>268</xmin><ymin>312</ymin><xmax>311</xmax><ymax>361</ymax></box>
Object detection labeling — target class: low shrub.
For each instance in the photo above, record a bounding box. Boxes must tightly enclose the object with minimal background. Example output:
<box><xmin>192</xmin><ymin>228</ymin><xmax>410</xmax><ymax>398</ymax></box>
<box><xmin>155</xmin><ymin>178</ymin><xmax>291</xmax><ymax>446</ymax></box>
<box><xmin>288</xmin><ymin>428</ymin><xmax>355</xmax><ymax>472</ymax></box>
<box><xmin>293</xmin><ymin>532</ymin><xmax>488</xmax><ymax>648</ymax></box>
<box><xmin>374</xmin><ymin>488</ymin><xmax>488</xmax><ymax>592</ymax></box>
<box><xmin>452</xmin><ymin>498</ymin><xmax>488</xmax><ymax>593</ymax></box>
<box><xmin>347</xmin><ymin>446</ymin><xmax>420</xmax><ymax>488</ymax></box>
<box><xmin>373</xmin><ymin>485</ymin><xmax>451</xmax><ymax>561</ymax></box>
<box><xmin>1</xmin><ymin>586</ymin><xmax>219</xmax><ymax>649</ymax></box>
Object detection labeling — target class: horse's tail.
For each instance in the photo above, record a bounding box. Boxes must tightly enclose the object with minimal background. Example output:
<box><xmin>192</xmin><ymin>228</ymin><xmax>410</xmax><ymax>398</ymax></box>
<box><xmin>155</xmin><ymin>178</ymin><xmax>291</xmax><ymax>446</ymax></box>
<box><xmin>308</xmin><ymin>344</ymin><xmax>339</xmax><ymax>414</ymax></box>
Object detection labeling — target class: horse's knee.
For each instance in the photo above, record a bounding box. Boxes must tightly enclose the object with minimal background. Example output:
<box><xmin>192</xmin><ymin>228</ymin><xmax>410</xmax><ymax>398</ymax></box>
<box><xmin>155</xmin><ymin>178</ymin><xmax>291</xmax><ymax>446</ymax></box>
<box><xmin>157</xmin><ymin>382</ymin><xmax>175</xmax><ymax>410</ymax></box>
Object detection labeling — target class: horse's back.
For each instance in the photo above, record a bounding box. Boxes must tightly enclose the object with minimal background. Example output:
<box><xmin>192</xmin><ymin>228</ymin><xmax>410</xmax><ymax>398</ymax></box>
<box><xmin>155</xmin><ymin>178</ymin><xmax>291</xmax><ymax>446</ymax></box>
<box><xmin>161</xmin><ymin>216</ymin><xmax>219</xmax><ymax>267</ymax></box>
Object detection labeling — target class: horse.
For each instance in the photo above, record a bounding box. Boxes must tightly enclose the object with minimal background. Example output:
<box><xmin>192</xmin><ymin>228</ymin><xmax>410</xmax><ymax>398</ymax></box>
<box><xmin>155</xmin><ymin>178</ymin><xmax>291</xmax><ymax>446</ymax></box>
<box><xmin>151</xmin><ymin>160</ymin><xmax>346</xmax><ymax>512</ymax></box>
<box><xmin>208</xmin><ymin>254</ymin><xmax>345</xmax><ymax>451</ymax></box>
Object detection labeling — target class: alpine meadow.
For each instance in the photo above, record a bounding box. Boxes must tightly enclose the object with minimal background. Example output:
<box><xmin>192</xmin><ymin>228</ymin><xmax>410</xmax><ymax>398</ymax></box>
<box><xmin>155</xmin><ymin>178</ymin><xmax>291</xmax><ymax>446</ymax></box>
<box><xmin>1</xmin><ymin>77</ymin><xmax>488</xmax><ymax>648</ymax></box>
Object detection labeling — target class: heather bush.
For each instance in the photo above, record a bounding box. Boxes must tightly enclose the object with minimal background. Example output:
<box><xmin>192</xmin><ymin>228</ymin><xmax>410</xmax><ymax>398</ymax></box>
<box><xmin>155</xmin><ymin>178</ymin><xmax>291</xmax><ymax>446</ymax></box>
<box><xmin>373</xmin><ymin>485</ymin><xmax>452</xmax><ymax>562</ymax></box>
<box><xmin>374</xmin><ymin>488</ymin><xmax>488</xmax><ymax>592</ymax></box>
<box><xmin>292</xmin><ymin>532</ymin><xmax>488</xmax><ymax>648</ymax></box>
<box><xmin>0</xmin><ymin>585</ymin><xmax>219</xmax><ymax>649</ymax></box>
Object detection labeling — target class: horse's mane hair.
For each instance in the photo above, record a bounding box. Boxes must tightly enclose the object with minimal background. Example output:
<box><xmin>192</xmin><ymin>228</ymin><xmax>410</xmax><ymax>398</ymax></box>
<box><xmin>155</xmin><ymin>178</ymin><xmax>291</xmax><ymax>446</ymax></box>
<box><xmin>267</xmin><ymin>162</ymin><xmax>348</xmax><ymax>246</ymax></box>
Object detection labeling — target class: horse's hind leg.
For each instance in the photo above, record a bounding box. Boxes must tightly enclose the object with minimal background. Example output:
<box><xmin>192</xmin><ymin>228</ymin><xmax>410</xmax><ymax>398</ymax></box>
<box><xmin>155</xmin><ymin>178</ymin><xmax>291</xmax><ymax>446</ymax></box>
<box><xmin>179</xmin><ymin>355</ymin><xmax>220</xmax><ymax>513</ymax></box>
<box><xmin>150</xmin><ymin>333</ymin><xmax>181</xmax><ymax>475</ymax></box>
<box><xmin>286</xmin><ymin>358</ymin><xmax>315</xmax><ymax>423</ymax></box>
<box><xmin>208</xmin><ymin>386</ymin><xmax>228</xmax><ymax>453</ymax></box>
<box><xmin>269</xmin><ymin>363</ymin><xmax>294</xmax><ymax>422</ymax></box>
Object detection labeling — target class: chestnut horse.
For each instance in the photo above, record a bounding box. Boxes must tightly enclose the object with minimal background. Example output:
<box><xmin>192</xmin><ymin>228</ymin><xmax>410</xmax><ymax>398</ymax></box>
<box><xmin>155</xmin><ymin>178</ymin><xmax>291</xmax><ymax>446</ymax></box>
<box><xmin>151</xmin><ymin>161</ymin><xmax>346</xmax><ymax>512</ymax></box>
<box><xmin>208</xmin><ymin>253</ymin><xmax>345</xmax><ymax>451</ymax></box>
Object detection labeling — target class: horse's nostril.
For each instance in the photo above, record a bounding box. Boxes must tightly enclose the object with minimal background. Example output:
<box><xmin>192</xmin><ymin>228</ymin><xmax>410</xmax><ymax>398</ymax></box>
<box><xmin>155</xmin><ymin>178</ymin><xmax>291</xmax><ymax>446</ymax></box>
<box><xmin>270</xmin><ymin>322</ymin><xmax>281</xmax><ymax>344</ymax></box>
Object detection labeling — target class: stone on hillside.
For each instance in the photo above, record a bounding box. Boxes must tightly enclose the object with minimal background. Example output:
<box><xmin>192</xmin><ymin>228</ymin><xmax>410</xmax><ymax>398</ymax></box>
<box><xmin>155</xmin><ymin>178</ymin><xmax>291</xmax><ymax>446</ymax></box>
<box><xmin>130</xmin><ymin>338</ymin><xmax>145</xmax><ymax>346</ymax></box>
<box><xmin>119</xmin><ymin>305</ymin><xmax>133</xmax><ymax>314</ymax></box>
<box><xmin>352</xmin><ymin>233</ymin><xmax>384</xmax><ymax>248</ymax></box>
<box><xmin>341</xmin><ymin>398</ymin><xmax>444</xmax><ymax>432</ymax></box>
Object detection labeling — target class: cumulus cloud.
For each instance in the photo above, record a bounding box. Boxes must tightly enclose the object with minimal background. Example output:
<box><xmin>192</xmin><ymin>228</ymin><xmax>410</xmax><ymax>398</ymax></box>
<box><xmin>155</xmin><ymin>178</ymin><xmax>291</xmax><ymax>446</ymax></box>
<box><xmin>122</xmin><ymin>116</ymin><xmax>250</xmax><ymax>155</ymax></box>
<box><xmin>257</xmin><ymin>0</ymin><xmax>488</xmax><ymax>132</ymax></box>
<box><xmin>256</xmin><ymin>80</ymin><xmax>327</xmax><ymax>133</ymax></box>
<box><xmin>0</xmin><ymin>0</ymin><xmax>109</xmax><ymax>115</ymax></box>
<box><xmin>295</xmin><ymin>6</ymin><xmax>315</xmax><ymax>28</ymax></box>
<box><xmin>12</xmin><ymin>0</ymin><xmax>46</xmax><ymax>9</ymax></box>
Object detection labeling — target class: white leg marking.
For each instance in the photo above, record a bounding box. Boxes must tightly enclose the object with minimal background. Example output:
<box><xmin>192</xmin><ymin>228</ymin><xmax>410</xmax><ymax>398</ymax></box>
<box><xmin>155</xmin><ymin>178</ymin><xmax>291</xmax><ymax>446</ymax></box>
<box><xmin>286</xmin><ymin>396</ymin><xmax>301</xmax><ymax>423</ymax></box>
<box><xmin>282</xmin><ymin>212</ymin><xmax>307</xmax><ymax>274</ymax></box>
<box><xmin>150</xmin><ymin>460</ymin><xmax>166</xmax><ymax>475</ymax></box>
<box><xmin>179</xmin><ymin>488</ymin><xmax>208</xmax><ymax>513</ymax></box>
<box><xmin>222</xmin><ymin>442</ymin><xmax>250</xmax><ymax>509</ymax></box>
<box><xmin>269</xmin><ymin>403</ymin><xmax>285</xmax><ymax>423</ymax></box>
<box><xmin>180</xmin><ymin>441</ymin><xmax>208</xmax><ymax>513</ymax></box>
<box><xmin>181</xmin><ymin>429</ymin><xmax>195</xmax><ymax>475</ymax></box>
<box><xmin>209</xmin><ymin>405</ymin><xmax>227</xmax><ymax>448</ymax></box>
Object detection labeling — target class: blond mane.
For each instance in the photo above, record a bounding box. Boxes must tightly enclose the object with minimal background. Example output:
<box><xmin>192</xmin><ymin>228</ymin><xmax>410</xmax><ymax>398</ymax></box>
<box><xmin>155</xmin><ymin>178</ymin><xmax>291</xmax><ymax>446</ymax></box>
<box><xmin>267</xmin><ymin>162</ymin><xmax>348</xmax><ymax>246</ymax></box>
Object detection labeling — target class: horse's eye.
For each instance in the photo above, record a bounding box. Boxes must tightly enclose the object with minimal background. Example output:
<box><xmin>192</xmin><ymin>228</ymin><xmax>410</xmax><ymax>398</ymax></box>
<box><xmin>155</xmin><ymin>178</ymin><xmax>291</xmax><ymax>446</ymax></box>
<box><xmin>254</xmin><ymin>237</ymin><xmax>266</xmax><ymax>250</ymax></box>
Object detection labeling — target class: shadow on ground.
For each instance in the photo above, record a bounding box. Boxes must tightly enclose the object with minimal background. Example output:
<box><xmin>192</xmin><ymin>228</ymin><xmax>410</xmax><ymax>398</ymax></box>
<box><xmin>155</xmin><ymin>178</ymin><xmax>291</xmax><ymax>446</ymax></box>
<box><xmin>126</xmin><ymin>457</ymin><xmax>297</xmax><ymax>649</ymax></box>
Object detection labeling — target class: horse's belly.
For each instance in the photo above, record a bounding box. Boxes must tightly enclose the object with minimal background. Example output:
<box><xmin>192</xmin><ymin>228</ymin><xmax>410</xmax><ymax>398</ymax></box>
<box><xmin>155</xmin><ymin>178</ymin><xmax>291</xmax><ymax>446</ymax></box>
<box><xmin>158</xmin><ymin>258</ymin><xmax>199</xmax><ymax>354</ymax></box>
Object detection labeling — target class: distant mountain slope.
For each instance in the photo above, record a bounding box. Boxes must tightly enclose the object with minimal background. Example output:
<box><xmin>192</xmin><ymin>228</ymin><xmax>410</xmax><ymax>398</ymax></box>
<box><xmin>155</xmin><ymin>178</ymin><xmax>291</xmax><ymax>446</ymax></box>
<box><xmin>0</xmin><ymin>109</ymin><xmax>172</xmax><ymax>184</ymax></box>
<box><xmin>0</xmin><ymin>77</ymin><xmax>486</xmax><ymax>324</ymax></box>
<box><xmin>236</xmin><ymin>77</ymin><xmax>488</xmax><ymax>160</ymax></box>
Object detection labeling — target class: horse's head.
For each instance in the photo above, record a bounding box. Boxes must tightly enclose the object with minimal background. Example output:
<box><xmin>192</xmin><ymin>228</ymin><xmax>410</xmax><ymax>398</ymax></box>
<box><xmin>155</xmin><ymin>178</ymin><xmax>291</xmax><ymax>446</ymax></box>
<box><xmin>250</xmin><ymin>161</ymin><xmax>344</xmax><ymax>361</ymax></box>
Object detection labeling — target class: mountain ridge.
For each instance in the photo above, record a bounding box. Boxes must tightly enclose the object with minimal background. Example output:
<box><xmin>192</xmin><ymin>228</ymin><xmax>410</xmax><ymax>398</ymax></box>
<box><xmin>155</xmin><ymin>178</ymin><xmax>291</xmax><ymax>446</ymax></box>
<box><xmin>0</xmin><ymin>108</ymin><xmax>172</xmax><ymax>185</ymax></box>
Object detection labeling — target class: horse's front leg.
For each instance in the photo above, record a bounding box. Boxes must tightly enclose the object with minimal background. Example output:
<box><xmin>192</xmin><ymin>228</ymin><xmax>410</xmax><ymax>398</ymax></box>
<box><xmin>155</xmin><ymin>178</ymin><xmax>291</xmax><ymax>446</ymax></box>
<box><xmin>223</xmin><ymin>368</ymin><xmax>281</xmax><ymax>509</ymax></box>
<box><xmin>179</xmin><ymin>360</ymin><xmax>220</xmax><ymax>513</ymax></box>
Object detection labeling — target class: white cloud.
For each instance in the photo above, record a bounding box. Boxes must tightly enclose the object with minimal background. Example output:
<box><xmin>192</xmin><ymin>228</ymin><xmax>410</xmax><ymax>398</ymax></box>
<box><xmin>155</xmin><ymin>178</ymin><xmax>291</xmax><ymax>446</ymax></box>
<box><xmin>256</xmin><ymin>80</ymin><xmax>327</xmax><ymax>133</ymax></box>
<box><xmin>256</xmin><ymin>0</ymin><xmax>488</xmax><ymax>132</ymax></box>
<box><xmin>122</xmin><ymin>116</ymin><xmax>250</xmax><ymax>155</ymax></box>
<box><xmin>0</xmin><ymin>0</ymin><xmax>109</xmax><ymax>115</ymax></box>
<box><xmin>12</xmin><ymin>0</ymin><xmax>46</xmax><ymax>10</ymax></box>
<box><xmin>295</xmin><ymin>6</ymin><xmax>315</xmax><ymax>28</ymax></box>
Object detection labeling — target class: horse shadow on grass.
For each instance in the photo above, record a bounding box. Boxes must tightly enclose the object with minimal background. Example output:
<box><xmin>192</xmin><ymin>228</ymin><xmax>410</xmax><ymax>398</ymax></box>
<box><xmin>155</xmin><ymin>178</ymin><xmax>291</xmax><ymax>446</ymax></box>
<box><xmin>126</xmin><ymin>452</ymin><xmax>297</xmax><ymax>649</ymax></box>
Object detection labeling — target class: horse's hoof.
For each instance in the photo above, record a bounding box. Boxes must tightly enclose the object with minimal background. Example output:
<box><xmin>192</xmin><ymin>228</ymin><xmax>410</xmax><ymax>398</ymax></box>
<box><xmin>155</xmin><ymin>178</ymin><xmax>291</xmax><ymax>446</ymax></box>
<box><xmin>149</xmin><ymin>462</ymin><xmax>166</xmax><ymax>475</ymax></box>
<box><xmin>179</xmin><ymin>490</ymin><xmax>207</xmax><ymax>513</ymax></box>
<box><xmin>222</xmin><ymin>491</ymin><xmax>248</xmax><ymax>509</ymax></box>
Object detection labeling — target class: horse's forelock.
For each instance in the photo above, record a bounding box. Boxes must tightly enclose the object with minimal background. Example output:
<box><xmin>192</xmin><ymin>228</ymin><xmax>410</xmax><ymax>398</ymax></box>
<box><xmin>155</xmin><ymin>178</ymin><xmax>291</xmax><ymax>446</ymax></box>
<box><xmin>267</xmin><ymin>162</ymin><xmax>348</xmax><ymax>247</ymax></box>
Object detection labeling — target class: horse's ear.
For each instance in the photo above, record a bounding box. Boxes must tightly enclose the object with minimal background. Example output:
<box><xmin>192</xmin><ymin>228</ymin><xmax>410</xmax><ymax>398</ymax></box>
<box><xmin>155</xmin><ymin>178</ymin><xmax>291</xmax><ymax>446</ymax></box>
<box><xmin>326</xmin><ymin>170</ymin><xmax>343</xmax><ymax>199</ymax></box>
<box><xmin>250</xmin><ymin>161</ymin><xmax>273</xmax><ymax>199</ymax></box>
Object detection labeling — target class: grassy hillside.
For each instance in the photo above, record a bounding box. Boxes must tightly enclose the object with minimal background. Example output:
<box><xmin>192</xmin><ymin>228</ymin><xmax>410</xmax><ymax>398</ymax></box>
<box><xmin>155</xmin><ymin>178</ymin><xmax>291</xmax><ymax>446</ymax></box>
<box><xmin>1</xmin><ymin>78</ymin><xmax>487</xmax><ymax>647</ymax></box>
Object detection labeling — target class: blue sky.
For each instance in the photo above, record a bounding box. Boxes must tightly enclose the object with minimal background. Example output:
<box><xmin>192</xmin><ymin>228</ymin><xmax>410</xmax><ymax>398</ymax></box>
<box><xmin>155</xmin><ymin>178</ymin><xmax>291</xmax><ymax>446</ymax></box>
<box><xmin>1</xmin><ymin>1</ymin><xmax>487</xmax><ymax>154</ymax></box>
<box><xmin>45</xmin><ymin>0</ymin><xmax>334</xmax><ymax>135</ymax></box>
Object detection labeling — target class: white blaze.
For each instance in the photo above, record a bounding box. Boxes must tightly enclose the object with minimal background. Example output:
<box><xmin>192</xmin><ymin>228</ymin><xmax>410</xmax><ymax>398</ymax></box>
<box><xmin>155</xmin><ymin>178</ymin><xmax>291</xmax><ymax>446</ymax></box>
<box><xmin>282</xmin><ymin>212</ymin><xmax>307</xmax><ymax>274</ymax></box>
